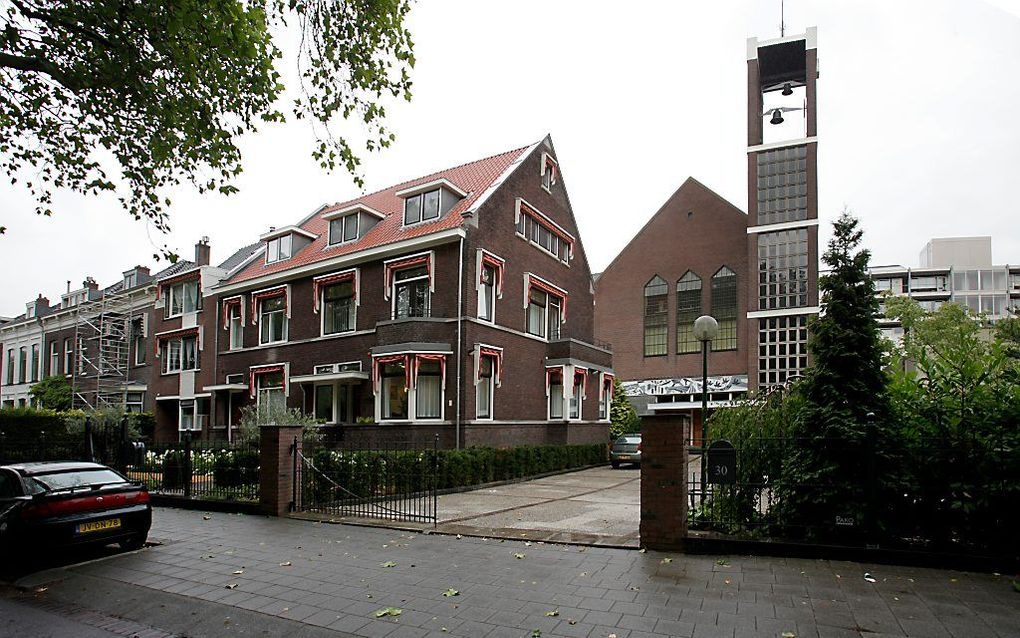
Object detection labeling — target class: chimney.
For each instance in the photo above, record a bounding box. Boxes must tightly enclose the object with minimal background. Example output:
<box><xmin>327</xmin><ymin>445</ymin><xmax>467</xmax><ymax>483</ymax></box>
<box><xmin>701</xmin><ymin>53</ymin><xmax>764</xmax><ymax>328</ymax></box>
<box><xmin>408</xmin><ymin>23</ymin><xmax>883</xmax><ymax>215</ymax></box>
<box><xmin>135</xmin><ymin>266</ymin><xmax>150</xmax><ymax>278</ymax></box>
<box><xmin>83</xmin><ymin>277</ymin><xmax>98</xmax><ymax>291</ymax></box>
<box><xmin>30</xmin><ymin>294</ymin><xmax>50</xmax><ymax>316</ymax></box>
<box><xmin>195</xmin><ymin>237</ymin><xmax>211</xmax><ymax>266</ymax></box>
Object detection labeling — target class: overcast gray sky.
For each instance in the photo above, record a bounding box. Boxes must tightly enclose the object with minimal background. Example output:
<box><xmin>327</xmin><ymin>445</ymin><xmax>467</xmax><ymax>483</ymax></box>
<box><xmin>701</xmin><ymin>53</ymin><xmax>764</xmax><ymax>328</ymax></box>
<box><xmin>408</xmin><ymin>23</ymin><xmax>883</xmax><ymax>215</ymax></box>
<box><xmin>2</xmin><ymin>0</ymin><xmax>1019</xmax><ymax>316</ymax></box>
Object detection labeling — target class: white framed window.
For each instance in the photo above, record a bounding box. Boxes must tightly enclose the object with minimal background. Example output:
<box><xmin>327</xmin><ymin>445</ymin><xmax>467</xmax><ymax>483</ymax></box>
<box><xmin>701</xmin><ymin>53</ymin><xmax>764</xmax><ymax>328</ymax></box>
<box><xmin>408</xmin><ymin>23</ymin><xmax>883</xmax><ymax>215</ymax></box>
<box><xmin>5</xmin><ymin>349</ymin><xmax>13</xmax><ymax>385</ymax></box>
<box><xmin>569</xmin><ymin>373</ymin><xmax>582</xmax><ymax>420</ymax></box>
<box><xmin>257</xmin><ymin>372</ymin><xmax>286</xmax><ymax>411</ymax></box>
<box><xmin>515</xmin><ymin>200</ymin><xmax>573</xmax><ymax>264</ymax></box>
<box><xmin>598</xmin><ymin>375</ymin><xmax>613</xmax><ymax>421</ymax></box>
<box><xmin>166</xmin><ymin>280</ymin><xmax>200</xmax><ymax>317</ymax></box>
<box><xmin>380</xmin><ymin>361</ymin><xmax>409</xmax><ymax>420</ymax></box>
<box><xmin>548</xmin><ymin>371</ymin><xmax>564</xmax><ymax>420</ymax></box>
<box><xmin>18</xmin><ymin>346</ymin><xmax>26</xmax><ymax>383</ymax></box>
<box><xmin>415</xmin><ymin>361</ymin><xmax>443</xmax><ymax>420</ymax></box>
<box><xmin>328</xmin><ymin>214</ymin><xmax>359</xmax><ymax>245</ymax></box>
<box><xmin>403</xmin><ymin>188</ymin><xmax>441</xmax><ymax>226</ymax></box>
<box><xmin>161</xmin><ymin>335</ymin><xmax>197</xmax><ymax>374</ymax></box>
<box><xmin>63</xmin><ymin>338</ymin><xmax>72</xmax><ymax>375</ymax></box>
<box><xmin>49</xmin><ymin>340</ymin><xmax>59</xmax><ymax>376</ymax></box>
<box><xmin>76</xmin><ymin>336</ymin><xmax>85</xmax><ymax>374</ymax></box>
<box><xmin>228</xmin><ymin>304</ymin><xmax>243</xmax><ymax>350</ymax></box>
<box><xmin>479</xmin><ymin>263</ymin><xmax>496</xmax><ymax>322</ymax></box>
<box><xmin>393</xmin><ymin>266</ymin><xmax>431</xmax><ymax>319</ymax></box>
<box><xmin>541</xmin><ymin>152</ymin><xmax>558</xmax><ymax>192</ymax></box>
<box><xmin>179</xmin><ymin>398</ymin><xmax>209</xmax><ymax>432</ymax></box>
<box><xmin>126</xmin><ymin>392</ymin><xmax>144</xmax><ymax>413</ymax></box>
<box><xmin>476</xmin><ymin>356</ymin><xmax>494</xmax><ymax>420</ymax></box>
<box><xmin>265</xmin><ymin>234</ymin><xmax>292</xmax><ymax>264</ymax></box>
<box><xmin>131</xmin><ymin>318</ymin><xmax>146</xmax><ymax>365</ymax></box>
<box><xmin>259</xmin><ymin>296</ymin><xmax>287</xmax><ymax>344</ymax></box>
<box><xmin>322</xmin><ymin>280</ymin><xmax>357</xmax><ymax>335</ymax></box>
<box><xmin>526</xmin><ymin>289</ymin><xmax>563</xmax><ymax>340</ymax></box>
<box><xmin>123</xmin><ymin>272</ymin><xmax>137</xmax><ymax>289</ymax></box>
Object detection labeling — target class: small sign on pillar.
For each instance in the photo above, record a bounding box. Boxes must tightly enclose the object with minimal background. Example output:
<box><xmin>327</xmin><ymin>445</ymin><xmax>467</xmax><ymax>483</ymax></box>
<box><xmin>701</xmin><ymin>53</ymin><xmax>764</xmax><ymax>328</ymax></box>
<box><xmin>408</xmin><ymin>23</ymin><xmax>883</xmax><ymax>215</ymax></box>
<box><xmin>706</xmin><ymin>439</ymin><xmax>736</xmax><ymax>485</ymax></box>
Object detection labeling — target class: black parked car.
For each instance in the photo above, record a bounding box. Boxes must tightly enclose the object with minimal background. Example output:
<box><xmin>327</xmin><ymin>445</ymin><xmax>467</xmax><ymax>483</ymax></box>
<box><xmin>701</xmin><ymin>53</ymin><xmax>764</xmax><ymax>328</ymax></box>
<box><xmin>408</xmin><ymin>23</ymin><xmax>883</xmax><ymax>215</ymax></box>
<box><xmin>610</xmin><ymin>434</ymin><xmax>642</xmax><ymax>468</ymax></box>
<box><xmin>0</xmin><ymin>461</ymin><xmax>151</xmax><ymax>553</ymax></box>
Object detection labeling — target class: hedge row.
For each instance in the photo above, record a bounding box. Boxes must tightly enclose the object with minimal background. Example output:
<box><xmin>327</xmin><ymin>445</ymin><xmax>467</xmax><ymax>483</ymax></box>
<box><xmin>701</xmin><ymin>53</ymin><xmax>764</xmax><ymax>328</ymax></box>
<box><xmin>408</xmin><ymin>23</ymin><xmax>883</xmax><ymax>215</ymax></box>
<box><xmin>304</xmin><ymin>443</ymin><xmax>607</xmax><ymax>502</ymax></box>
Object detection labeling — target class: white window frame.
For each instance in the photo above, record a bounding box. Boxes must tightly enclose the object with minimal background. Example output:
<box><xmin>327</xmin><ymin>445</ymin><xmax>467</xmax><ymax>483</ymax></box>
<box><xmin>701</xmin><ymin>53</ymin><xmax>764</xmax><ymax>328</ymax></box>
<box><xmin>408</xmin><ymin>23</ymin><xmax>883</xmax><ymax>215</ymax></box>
<box><xmin>63</xmin><ymin>338</ymin><xmax>72</xmax><ymax>375</ymax></box>
<box><xmin>414</xmin><ymin>360</ymin><xmax>444</xmax><ymax>421</ymax></box>
<box><xmin>178</xmin><ymin>398</ymin><xmax>209</xmax><ymax>433</ymax></box>
<box><xmin>402</xmin><ymin>188</ymin><xmax>442</xmax><ymax>227</ymax></box>
<box><xmin>258</xmin><ymin>296</ymin><xmax>288</xmax><ymax>345</ymax></box>
<box><xmin>256</xmin><ymin>372</ymin><xmax>286</xmax><ymax>411</ymax></box>
<box><xmin>375</xmin><ymin>356</ymin><xmax>447</xmax><ymax>423</ymax></box>
<box><xmin>478</xmin><ymin>262</ymin><xmax>497</xmax><ymax>323</ymax></box>
<box><xmin>132</xmin><ymin>318</ymin><xmax>147</xmax><ymax>366</ymax></box>
<box><xmin>514</xmin><ymin>199</ymin><xmax>573</xmax><ymax>264</ymax></box>
<box><xmin>161</xmin><ymin>335</ymin><xmax>198</xmax><ymax>375</ymax></box>
<box><xmin>328</xmin><ymin>213</ymin><xmax>360</xmax><ymax>245</ymax></box>
<box><xmin>475</xmin><ymin>356</ymin><xmax>495</xmax><ymax>420</ymax></box>
<box><xmin>228</xmin><ymin>304</ymin><xmax>244</xmax><ymax>350</ymax></box>
<box><xmin>166</xmin><ymin>280</ymin><xmax>199</xmax><ymax>318</ymax></box>
<box><xmin>526</xmin><ymin>289</ymin><xmax>563</xmax><ymax>341</ymax></box>
<box><xmin>320</xmin><ymin>280</ymin><xmax>357</xmax><ymax>336</ymax></box>
<box><xmin>548</xmin><ymin>372</ymin><xmax>564</xmax><ymax>420</ymax></box>
<box><xmin>265</xmin><ymin>234</ymin><xmax>293</xmax><ymax>264</ymax></box>
<box><xmin>49</xmin><ymin>340</ymin><xmax>59</xmax><ymax>376</ymax></box>
<box><xmin>391</xmin><ymin>266</ymin><xmax>432</xmax><ymax>320</ymax></box>
<box><xmin>598</xmin><ymin>374</ymin><xmax>612</xmax><ymax>422</ymax></box>
<box><xmin>126</xmin><ymin>392</ymin><xmax>144</xmax><ymax>414</ymax></box>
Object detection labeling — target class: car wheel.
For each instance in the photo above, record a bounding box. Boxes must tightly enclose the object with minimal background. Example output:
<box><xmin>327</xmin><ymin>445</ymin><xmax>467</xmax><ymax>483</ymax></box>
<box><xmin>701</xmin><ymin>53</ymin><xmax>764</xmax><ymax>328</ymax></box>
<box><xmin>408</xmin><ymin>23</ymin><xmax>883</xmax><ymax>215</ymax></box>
<box><xmin>611</xmin><ymin>461</ymin><xmax>620</xmax><ymax>469</ymax></box>
<box><xmin>119</xmin><ymin>533</ymin><xmax>147</xmax><ymax>551</ymax></box>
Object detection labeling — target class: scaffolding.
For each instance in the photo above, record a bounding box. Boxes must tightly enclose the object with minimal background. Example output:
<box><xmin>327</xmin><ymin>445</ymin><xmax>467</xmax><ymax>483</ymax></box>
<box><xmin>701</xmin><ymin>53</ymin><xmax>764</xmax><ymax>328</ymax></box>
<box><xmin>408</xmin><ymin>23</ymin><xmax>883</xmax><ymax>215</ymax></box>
<box><xmin>71</xmin><ymin>288</ymin><xmax>142</xmax><ymax>411</ymax></box>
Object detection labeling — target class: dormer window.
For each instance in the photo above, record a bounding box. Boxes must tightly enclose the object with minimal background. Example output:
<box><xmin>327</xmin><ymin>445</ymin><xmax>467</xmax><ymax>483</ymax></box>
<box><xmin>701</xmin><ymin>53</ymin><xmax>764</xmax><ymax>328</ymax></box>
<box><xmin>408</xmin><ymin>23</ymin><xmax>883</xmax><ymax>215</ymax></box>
<box><xmin>260</xmin><ymin>225</ymin><xmax>317</xmax><ymax>264</ymax></box>
<box><xmin>396</xmin><ymin>178</ymin><xmax>467</xmax><ymax>227</ymax></box>
<box><xmin>123</xmin><ymin>272</ymin><xmax>137</xmax><ymax>289</ymax></box>
<box><xmin>328</xmin><ymin>214</ymin><xmax>359</xmax><ymax>245</ymax></box>
<box><xmin>266</xmin><ymin>235</ymin><xmax>291</xmax><ymax>263</ymax></box>
<box><xmin>404</xmin><ymin>189</ymin><xmax>440</xmax><ymax>225</ymax></box>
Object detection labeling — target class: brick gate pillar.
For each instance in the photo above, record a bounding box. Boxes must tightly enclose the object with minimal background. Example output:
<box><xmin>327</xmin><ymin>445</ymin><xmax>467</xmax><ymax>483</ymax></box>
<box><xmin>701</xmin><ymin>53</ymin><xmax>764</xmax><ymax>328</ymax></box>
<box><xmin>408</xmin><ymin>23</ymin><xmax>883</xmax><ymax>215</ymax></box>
<box><xmin>639</xmin><ymin>414</ymin><xmax>690</xmax><ymax>551</ymax></box>
<box><xmin>259</xmin><ymin>425</ymin><xmax>304</xmax><ymax>517</ymax></box>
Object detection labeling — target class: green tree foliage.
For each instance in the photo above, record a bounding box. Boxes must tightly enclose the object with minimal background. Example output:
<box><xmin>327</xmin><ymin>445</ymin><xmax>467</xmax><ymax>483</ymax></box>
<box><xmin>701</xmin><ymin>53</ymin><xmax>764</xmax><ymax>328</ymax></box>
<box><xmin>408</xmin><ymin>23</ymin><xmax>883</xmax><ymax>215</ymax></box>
<box><xmin>28</xmin><ymin>374</ymin><xmax>72</xmax><ymax>410</ymax></box>
<box><xmin>609</xmin><ymin>378</ymin><xmax>639</xmax><ymax>439</ymax></box>
<box><xmin>0</xmin><ymin>0</ymin><xmax>414</xmax><ymax>244</ymax></box>
<box><xmin>781</xmin><ymin>211</ymin><xmax>891</xmax><ymax>538</ymax></box>
<box><xmin>884</xmin><ymin>298</ymin><xmax>1020</xmax><ymax>551</ymax></box>
<box><xmin>236</xmin><ymin>401</ymin><xmax>321</xmax><ymax>444</ymax></box>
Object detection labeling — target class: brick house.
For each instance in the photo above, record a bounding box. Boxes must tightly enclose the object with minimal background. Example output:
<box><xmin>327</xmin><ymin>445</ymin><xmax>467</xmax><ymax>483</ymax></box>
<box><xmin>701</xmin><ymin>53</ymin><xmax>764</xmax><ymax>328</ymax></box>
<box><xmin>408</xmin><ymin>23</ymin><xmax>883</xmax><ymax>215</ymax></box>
<box><xmin>151</xmin><ymin>136</ymin><xmax>613</xmax><ymax>447</ymax></box>
<box><xmin>594</xmin><ymin>178</ymin><xmax>750</xmax><ymax>442</ymax></box>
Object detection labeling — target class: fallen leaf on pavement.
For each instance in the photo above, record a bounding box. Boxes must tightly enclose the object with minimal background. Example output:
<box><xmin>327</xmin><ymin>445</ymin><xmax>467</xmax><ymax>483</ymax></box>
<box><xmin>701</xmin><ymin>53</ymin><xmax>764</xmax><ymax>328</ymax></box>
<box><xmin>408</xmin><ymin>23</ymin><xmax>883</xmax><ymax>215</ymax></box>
<box><xmin>661</xmin><ymin>557</ymin><xmax>673</xmax><ymax>564</ymax></box>
<box><xmin>279</xmin><ymin>561</ymin><xmax>292</xmax><ymax>567</ymax></box>
<box><xmin>442</xmin><ymin>588</ymin><xmax>459</xmax><ymax>597</ymax></box>
<box><xmin>381</xmin><ymin>561</ymin><xmax>397</xmax><ymax>568</ymax></box>
<box><xmin>374</xmin><ymin>607</ymin><xmax>402</xmax><ymax>618</ymax></box>
<box><xmin>34</xmin><ymin>587</ymin><xmax>47</xmax><ymax>594</ymax></box>
<box><xmin>716</xmin><ymin>559</ymin><xmax>730</xmax><ymax>566</ymax></box>
<box><xmin>232</xmin><ymin>570</ymin><xmax>244</xmax><ymax>575</ymax></box>
<box><xmin>567</xmin><ymin>618</ymin><xmax>578</xmax><ymax>625</ymax></box>
<box><xmin>781</xmin><ymin>632</ymin><xmax>796</xmax><ymax>638</ymax></box>
<box><xmin>513</xmin><ymin>553</ymin><xmax>526</xmax><ymax>559</ymax></box>
<box><xmin>203</xmin><ymin>516</ymin><xmax>211</xmax><ymax>521</ymax></box>
<box><xmin>864</xmin><ymin>573</ymin><xmax>876</xmax><ymax>583</ymax></box>
<box><xmin>545</xmin><ymin>610</ymin><xmax>559</xmax><ymax>617</ymax></box>
<box><xmin>225</xmin><ymin>584</ymin><xmax>238</xmax><ymax>589</ymax></box>
<box><xmin>639</xmin><ymin>548</ymin><xmax>647</xmax><ymax>553</ymax></box>
<box><xmin>531</xmin><ymin>631</ymin><xmax>541</xmax><ymax>638</ymax></box>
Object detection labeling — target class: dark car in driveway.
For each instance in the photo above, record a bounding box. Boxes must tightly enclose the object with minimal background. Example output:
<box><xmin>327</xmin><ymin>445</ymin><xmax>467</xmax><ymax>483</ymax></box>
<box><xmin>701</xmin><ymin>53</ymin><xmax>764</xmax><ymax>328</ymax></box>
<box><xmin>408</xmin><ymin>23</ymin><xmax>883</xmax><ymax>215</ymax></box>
<box><xmin>0</xmin><ymin>461</ymin><xmax>151</xmax><ymax>554</ymax></box>
<box><xmin>610</xmin><ymin>434</ymin><xmax>641</xmax><ymax>468</ymax></box>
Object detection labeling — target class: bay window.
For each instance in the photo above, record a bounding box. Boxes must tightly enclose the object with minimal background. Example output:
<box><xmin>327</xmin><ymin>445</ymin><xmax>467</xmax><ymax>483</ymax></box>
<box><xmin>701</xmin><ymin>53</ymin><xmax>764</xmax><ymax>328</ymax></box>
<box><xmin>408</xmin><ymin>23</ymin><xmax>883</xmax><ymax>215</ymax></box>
<box><xmin>259</xmin><ymin>296</ymin><xmax>287</xmax><ymax>344</ymax></box>
<box><xmin>376</xmin><ymin>354</ymin><xmax>447</xmax><ymax>422</ymax></box>
<box><xmin>393</xmin><ymin>266</ymin><xmax>430</xmax><ymax>319</ymax></box>
<box><xmin>323</xmin><ymin>280</ymin><xmax>356</xmax><ymax>334</ymax></box>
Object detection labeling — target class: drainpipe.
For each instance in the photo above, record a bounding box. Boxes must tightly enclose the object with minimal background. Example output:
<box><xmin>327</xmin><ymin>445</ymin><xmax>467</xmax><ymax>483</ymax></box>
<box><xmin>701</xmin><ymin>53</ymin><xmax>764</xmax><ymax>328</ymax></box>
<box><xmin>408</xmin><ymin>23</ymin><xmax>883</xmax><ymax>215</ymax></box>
<box><xmin>455</xmin><ymin>235</ymin><xmax>465</xmax><ymax>449</ymax></box>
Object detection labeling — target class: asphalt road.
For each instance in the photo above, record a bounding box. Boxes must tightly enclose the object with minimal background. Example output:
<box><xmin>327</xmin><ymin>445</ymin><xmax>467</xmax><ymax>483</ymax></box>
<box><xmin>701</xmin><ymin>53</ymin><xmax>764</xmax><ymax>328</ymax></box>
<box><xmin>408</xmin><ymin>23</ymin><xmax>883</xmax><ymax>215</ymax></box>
<box><xmin>0</xmin><ymin>595</ymin><xmax>121</xmax><ymax>638</ymax></box>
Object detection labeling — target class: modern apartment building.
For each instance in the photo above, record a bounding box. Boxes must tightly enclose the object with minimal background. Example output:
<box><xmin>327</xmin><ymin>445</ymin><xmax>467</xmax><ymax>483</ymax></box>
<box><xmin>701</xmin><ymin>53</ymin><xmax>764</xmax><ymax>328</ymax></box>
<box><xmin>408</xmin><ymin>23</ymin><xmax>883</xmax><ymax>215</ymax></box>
<box><xmin>149</xmin><ymin>137</ymin><xmax>613</xmax><ymax>447</ymax></box>
<box><xmin>870</xmin><ymin>237</ymin><xmax>1020</xmax><ymax>342</ymax></box>
<box><xmin>594</xmin><ymin>28</ymin><xmax>820</xmax><ymax>438</ymax></box>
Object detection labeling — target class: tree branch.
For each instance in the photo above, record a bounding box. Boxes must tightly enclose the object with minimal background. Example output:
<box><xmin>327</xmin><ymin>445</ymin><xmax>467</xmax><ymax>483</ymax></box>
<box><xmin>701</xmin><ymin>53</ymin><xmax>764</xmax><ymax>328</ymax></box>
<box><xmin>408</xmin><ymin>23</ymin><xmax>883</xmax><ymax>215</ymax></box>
<box><xmin>0</xmin><ymin>51</ymin><xmax>83</xmax><ymax>90</ymax></box>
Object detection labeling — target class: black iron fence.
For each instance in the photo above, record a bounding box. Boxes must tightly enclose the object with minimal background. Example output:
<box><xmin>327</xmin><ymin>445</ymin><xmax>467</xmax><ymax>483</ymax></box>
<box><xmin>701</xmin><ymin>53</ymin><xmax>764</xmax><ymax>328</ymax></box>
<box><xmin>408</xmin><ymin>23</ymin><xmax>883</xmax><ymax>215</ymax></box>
<box><xmin>126</xmin><ymin>437</ymin><xmax>260</xmax><ymax>503</ymax></box>
<box><xmin>688</xmin><ymin>431</ymin><xmax>1016</xmax><ymax>558</ymax></box>
<box><xmin>296</xmin><ymin>435</ymin><xmax>439</xmax><ymax>524</ymax></box>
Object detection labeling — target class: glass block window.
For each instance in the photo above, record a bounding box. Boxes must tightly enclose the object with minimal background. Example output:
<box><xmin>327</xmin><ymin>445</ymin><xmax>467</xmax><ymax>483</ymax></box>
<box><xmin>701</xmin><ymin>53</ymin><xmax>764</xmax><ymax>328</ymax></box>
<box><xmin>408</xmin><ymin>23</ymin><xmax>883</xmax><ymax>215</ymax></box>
<box><xmin>711</xmin><ymin>266</ymin><xmax>737</xmax><ymax>351</ymax></box>
<box><xmin>756</xmin><ymin>145</ymin><xmax>808</xmax><ymax>225</ymax></box>
<box><xmin>643</xmin><ymin>276</ymin><xmax>668</xmax><ymax>356</ymax></box>
<box><xmin>757</xmin><ymin>315</ymin><xmax>809</xmax><ymax>386</ymax></box>
<box><xmin>758</xmin><ymin>229</ymin><xmax>809</xmax><ymax>310</ymax></box>
<box><xmin>676</xmin><ymin>271</ymin><xmax>702</xmax><ymax>354</ymax></box>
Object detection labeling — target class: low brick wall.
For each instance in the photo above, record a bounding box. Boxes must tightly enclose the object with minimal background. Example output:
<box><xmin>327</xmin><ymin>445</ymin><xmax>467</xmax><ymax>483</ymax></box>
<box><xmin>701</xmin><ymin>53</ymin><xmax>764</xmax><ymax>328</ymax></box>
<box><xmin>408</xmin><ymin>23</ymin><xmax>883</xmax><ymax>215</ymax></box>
<box><xmin>640</xmin><ymin>414</ymin><xmax>690</xmax><ymax>551</ymax></box>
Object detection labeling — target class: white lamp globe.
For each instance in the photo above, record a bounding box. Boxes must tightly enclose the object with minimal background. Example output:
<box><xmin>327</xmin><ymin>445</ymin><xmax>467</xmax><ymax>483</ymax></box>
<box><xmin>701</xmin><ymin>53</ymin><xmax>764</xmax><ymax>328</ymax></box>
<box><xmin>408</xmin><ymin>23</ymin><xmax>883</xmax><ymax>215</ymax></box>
<box><xmin>693</xmin><ymin>315</ymin><xmax>720</xmax><ymax>342</ymax></box>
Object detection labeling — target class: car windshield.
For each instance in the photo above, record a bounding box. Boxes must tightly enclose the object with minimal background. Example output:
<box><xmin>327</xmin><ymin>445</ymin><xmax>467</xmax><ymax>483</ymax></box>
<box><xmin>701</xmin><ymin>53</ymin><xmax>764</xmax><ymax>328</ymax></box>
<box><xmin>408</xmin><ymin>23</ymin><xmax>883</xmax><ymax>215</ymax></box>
<box><xmin>30</xmin><ymin>469</ymin><xmax>127</xmax><ymax>492</ymax></box>
<box><xmin>616</xmin><ymin>436</ymin><xmax>641</xmax><ymax>444</ymax></box>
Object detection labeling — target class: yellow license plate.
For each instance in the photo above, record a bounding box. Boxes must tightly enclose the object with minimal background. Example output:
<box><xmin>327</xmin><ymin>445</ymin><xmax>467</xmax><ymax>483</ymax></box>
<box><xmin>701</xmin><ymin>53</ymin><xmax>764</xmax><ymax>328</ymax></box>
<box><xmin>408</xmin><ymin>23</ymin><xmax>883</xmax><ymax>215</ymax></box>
<box><xmin>619</xmin><ymin>455</ymin><xmax>631</xmax><ymax>460</ymax></box>
<box><xmin>77</xmin><ymin>518</ymin><xmax>121</xmax><ymax>534</ymax></box>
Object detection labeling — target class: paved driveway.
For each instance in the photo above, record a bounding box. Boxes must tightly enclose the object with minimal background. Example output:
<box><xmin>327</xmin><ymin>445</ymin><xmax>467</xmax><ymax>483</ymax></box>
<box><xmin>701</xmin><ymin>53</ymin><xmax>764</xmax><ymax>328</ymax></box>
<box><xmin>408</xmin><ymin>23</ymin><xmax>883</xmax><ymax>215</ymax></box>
<box><xmin>435</xmin><ymin>466</ymin><xmax>641</xmax><ymax>546</ymax></box>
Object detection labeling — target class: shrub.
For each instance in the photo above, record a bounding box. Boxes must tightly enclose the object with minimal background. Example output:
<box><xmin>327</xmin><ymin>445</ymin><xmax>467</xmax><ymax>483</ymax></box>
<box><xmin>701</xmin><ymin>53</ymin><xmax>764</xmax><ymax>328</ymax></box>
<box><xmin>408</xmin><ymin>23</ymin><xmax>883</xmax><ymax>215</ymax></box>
<box><xmin>212</xmin><ymin>448</ymin><xmax>260</xmax><ymax>487</ymax></box>
<box><xmin>161</xmin><ymin>450</ymin><xmax>192</xmax><ymax>490</ymax></box>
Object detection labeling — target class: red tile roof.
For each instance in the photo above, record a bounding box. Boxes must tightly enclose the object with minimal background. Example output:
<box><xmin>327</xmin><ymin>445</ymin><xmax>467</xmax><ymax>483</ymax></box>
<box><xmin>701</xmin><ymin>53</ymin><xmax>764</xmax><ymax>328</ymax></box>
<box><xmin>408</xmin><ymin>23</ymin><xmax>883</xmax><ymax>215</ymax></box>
<box><xmin>227</xmin><ymin>144</ymin><xmax>533</xmax><ymax>285</ymax></box>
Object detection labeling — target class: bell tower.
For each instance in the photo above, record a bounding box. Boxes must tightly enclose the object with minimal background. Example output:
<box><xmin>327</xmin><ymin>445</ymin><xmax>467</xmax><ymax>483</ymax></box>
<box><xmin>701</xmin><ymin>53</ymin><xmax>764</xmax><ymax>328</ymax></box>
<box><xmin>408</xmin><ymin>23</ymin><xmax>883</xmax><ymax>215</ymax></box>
<box><xmin>745</xmin><ymin>27</ymin><xmax>820</xmax><ymax>389</ymax></box>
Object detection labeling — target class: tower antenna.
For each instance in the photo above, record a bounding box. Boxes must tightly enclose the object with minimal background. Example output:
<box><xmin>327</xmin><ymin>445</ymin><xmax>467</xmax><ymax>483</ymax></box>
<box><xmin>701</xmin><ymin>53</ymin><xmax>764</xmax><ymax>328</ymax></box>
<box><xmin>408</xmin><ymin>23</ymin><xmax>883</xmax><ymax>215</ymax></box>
<box><xmin>780</xmin><ymin>0</ymin><xmax>785</xmax><ymax>37</ymax></box>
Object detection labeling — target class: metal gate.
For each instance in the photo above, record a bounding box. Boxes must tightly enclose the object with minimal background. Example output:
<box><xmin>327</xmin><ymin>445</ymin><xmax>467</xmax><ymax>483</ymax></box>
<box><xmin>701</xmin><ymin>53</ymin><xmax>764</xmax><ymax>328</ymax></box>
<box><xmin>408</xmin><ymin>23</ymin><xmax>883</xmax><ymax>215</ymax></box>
<box><xmin>295</xmin><ymin>435</ymin><xmax>438</xmax><ymax>525</ymax></box>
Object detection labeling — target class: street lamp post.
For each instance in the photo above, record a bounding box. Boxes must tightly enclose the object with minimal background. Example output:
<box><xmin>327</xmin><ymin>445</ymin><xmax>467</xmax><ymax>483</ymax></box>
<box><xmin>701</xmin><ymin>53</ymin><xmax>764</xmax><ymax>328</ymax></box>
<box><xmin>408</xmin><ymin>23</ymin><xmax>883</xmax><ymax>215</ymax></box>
<box><xmin>693</xmin><ymin>315</ymin><xmax>719</xmax><ymax>507</ymax></box>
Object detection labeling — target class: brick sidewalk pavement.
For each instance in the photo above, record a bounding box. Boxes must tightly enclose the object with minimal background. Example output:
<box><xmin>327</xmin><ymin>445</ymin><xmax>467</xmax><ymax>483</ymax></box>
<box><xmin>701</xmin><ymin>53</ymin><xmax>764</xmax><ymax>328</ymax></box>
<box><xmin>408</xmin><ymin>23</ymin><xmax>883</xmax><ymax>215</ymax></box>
<box><xmin>23</xmin><ymin>508</ymin><xmax>1019</xmax><ymax>638</ymax></box>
